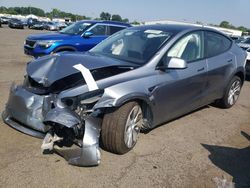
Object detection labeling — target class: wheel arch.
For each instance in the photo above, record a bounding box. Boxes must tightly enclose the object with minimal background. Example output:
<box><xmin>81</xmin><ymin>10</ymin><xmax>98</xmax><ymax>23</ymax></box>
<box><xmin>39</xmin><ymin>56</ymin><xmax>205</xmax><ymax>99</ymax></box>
<box><xmin>235</xmin><ymin>70</ymin><xmax>245</xmax><ymax>85</ymax></box>
<box><xmin>101</xmin><ymin>94</ymin><xmax>155</xmax><ymax>130</ymax></box>
<box><xmin>53</xmin><ymin>46</ymin><xmax>77</xmax><ymax>53</ymax></box>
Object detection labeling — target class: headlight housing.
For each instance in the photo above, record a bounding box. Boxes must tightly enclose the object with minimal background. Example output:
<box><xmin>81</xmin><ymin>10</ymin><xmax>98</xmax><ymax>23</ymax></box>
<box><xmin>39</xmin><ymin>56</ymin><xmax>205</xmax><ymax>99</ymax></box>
<box><xmin>36</xmin><ymin>40</ymin><xmax>61</xmax><ymax>48</ymax></box>
<box><xmin>61</xmin><ymin>89</ymin><xmax>104</xmax><ymax>110</ymax></box>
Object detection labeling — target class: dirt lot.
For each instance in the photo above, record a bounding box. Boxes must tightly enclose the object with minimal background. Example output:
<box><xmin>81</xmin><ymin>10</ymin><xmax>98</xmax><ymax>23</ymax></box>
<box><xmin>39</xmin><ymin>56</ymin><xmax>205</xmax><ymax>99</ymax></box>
<box><xmin>0</xmin><ymin>25</ymin><xmax>249</xmax><ymax>188</ymax></box>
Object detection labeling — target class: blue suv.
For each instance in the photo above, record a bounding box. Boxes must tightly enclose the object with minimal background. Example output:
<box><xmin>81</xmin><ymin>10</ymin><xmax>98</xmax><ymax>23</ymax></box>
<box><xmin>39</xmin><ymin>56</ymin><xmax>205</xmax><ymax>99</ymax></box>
<box><xmin>24</xmin><ymin>20</ymin><xmax>131</xmax><ymax>58</ymax></box>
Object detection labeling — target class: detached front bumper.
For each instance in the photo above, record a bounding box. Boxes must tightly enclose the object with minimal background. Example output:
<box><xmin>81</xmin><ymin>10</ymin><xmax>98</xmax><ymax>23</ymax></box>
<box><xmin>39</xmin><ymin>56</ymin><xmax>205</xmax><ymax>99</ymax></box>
<box><xmin>2</xmin><ymin>84</ymin><xmax>51</xmax><ymax>138</ymax></box>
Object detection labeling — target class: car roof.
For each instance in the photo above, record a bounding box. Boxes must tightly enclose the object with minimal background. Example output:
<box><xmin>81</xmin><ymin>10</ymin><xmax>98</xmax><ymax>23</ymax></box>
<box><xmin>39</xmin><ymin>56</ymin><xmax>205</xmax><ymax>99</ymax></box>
<box><xmin>77</xmin><ymin>20</ymin><xmax>131</xmax><ymax>27</ymax></box>
<box><xmin>129</xmin><ymin>24</ymin><xmax>200</xmax><ymax>33</ymax></box>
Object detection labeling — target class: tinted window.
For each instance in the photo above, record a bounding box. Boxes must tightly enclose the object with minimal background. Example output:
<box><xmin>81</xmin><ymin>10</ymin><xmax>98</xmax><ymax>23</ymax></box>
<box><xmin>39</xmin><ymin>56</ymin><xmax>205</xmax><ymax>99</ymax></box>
<box><xmin>205</xmin><ymin>31</ymin><xmax>232</xmax><ymax>57</ymax></box>
<box><xmin>108</xmin><ymin>26</ymin><xmax>125</xmax><ymax>35</ymax></box>
<box><xmin>167</xmin><ymin>32</ymin><xmax>203</xmax><ymax>62</ymax></box>
<box><xmin>89</xmin><ymin>25</ymin><xmax>107</xmax><ymax>35</ymax></box>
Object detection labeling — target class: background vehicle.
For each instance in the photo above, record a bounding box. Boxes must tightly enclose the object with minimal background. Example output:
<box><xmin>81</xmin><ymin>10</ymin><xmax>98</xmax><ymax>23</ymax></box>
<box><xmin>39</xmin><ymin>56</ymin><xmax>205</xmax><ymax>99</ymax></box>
<box><xmin>246</xmin><ymin>48</ymin><xmax>250</xmax><ymax>76</ymax></box>
<box><xmin>27</xmin><ymin>18</ymin><xmax>38</xmax><ymax>28</ymax></box>
<box><xmin>238</xmin><ymin>37</ymin><xmax>250</xmax><ymax>50</ymax></box>
<box><xmin>44</xmin><ymin>22</ymin><xmax>59</xmax><ymax>31</ymax></box>
<box><xmin>29</xmin><ymin>21</ymin><xmax>45</xmax><ymax>30</ymax></box>
<box><xmin>4</xmin><ymin>25</ymin><xmax>246</xmax><ymax>166</ymax></box>
<box><xmin>56</xmin><ymin>22</ymin><xmax>67</xmax><ymax>30</ymax></box>
<box><xmin>0</xmin><ymin>16</ymin><xmax>10</xmax><ymax>24</ymax></box>
<box><xmin>8</xmin><ymin>18</ymin><xmax>24</xmax><ymax>29</ymax></box>
<box><xmin>24</xmin><ymin>20</ymin><xmax>131</xmax><ymax>57</ymax></box>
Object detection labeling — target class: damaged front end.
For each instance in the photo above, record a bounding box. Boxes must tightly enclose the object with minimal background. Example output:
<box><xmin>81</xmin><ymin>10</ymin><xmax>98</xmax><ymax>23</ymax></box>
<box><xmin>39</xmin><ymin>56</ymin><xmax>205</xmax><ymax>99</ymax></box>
<box><xmin>41</xmin><ymin>89</ymin><xmax>105</xmax><ymax>166</ymax></box>
<box><xmin>2</xmin><ymin>52</ymin><xmax>137</xmax><ymax>166</ymax></box>
<box><xmin>3</xmin><ymin>82</ymin><xmax>105</xmax><ymax>166</ymax></box>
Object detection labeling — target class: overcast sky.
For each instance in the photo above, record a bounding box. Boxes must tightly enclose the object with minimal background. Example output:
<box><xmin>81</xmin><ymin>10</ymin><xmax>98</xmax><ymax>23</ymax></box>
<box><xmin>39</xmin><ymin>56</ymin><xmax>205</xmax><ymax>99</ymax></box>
<box><xmin>1</xmin><ymin>0</ymin><xmax>250</xmax><ymax>27</ymax></box>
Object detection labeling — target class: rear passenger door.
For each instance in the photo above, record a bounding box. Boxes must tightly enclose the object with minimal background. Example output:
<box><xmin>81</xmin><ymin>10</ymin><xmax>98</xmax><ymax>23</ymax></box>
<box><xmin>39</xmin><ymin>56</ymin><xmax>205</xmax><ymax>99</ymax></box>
<box><xmin>202</xmin><ymin>31</ymin><xmax>234</xmax><ymax>104</ymax></box>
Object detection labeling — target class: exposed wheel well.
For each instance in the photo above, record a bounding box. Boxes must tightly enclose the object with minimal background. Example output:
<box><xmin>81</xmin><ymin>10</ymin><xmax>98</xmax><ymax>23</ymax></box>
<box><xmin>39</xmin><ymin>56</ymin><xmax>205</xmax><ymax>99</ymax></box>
<box><xmin>235</xmin><ymin>71</ymin><xmax>245</xmax><ymax>84</ymax></box>
<box><xmin>129</xmin><ymin>99</ymin><xmax>154</xmax><ymax>130</ymax></box>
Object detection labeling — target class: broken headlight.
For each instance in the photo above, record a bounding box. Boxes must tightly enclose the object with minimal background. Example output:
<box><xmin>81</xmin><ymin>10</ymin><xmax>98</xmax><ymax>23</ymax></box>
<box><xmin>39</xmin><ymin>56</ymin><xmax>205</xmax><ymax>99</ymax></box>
<box><xmin>61</xmin><ymin>89</ymin><xmax>104</xmax><ymax>111</ymax></box>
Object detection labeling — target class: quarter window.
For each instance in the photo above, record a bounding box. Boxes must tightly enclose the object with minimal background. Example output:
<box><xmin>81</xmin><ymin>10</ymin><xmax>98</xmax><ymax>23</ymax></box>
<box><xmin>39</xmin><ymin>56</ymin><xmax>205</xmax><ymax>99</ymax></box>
<box><xmin>205</xmin><ymin>31</ymin><xmax>232</xmax><ymax>57</ymax></box>
<box><xmin>167</xmin><ymin>32</ymin><xmax>203</xmax><ymax>62</ymax></box>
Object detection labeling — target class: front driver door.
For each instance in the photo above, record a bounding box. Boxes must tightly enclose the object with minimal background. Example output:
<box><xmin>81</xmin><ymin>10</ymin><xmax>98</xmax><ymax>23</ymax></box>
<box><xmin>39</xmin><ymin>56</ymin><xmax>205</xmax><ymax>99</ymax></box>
<box><xmin>153</xmin><ymin>31</ymin><xmax>208</xmax><ymax>125</ymax></box>
<box><xmin>80</xmin><ymin>24</ymin><xmax>108</xmax><ymax>51</ymax></box>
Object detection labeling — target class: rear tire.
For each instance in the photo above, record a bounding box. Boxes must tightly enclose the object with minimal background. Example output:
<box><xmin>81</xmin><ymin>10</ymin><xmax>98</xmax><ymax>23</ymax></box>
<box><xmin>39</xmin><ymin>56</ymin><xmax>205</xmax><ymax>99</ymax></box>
<box><xmin>216</xmin><ymin>76</ymin><xmax>242</xmax><ymax>108</ymax></box>
<box><xmin>101</xmin><ymin>102</ymin><xmax>143</xmax><ymax>154</ymax></box>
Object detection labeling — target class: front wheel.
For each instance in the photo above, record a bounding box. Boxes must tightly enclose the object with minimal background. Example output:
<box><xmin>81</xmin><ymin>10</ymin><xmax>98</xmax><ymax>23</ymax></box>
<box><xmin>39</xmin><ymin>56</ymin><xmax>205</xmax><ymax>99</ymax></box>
<box><xmin>216</xmin><ymin>76</ymin><xmax>242</xmax><ymax>108</ymax></box>
<box><xmin>101</xmin><ymin>102</ymin><xmax>143</xmax><ymax>154</ymax></box>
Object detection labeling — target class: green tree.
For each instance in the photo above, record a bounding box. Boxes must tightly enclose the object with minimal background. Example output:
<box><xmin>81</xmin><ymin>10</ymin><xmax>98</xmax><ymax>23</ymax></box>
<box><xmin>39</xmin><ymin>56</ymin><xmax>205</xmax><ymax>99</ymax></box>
<box><xmin>122</xmin><ymin>18</ymin><xmax>129</xmax><ymax>23</ymax></box>
<box><xmin>100</xmin><ymin>12</ymin><xmax>111</xmax><ymax>20</ymax></box>
<box><xmin>111</xmin><ymin>14</ymin><xmax>122</xmax><ymax>22</ymax></box>
<box><xmin>220</xmin><ymin>21</ymin><xmax>230</xmax><ymax>28</ymax></box>
<box><xmin>131</xmin><ymin>21</ymin><xmax>140</xmax><ymax>25</ymax></box>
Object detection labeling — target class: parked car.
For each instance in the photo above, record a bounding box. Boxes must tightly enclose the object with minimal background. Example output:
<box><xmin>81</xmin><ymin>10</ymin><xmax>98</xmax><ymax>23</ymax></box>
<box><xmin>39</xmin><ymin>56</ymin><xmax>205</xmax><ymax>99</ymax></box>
<box><xmin>238</xmin><ymin>37</ymin><xmax>250</xmax><ymax>50</ymax></box>
<box><xmin>29</xmin><ymin>21</ymin><xmax>45</xmax><ymax>30</ymax></box>
<box><xmin>0</xmin><ymin>18</ymin><xmax>1</xmax><ymax>27</ymax></box>
<box><xmin>55</xmin><ymin>22</ymin><xmax>68</xmax><ymax>30</ymax></box>
<box><xmin>44</xmin><ymin>22</ymin><xmax>59</xmax><ymax>31</ymax></box>
<box><xmin>8</xmin><ymin>18</ymin><xmax>24</xmax><ymax>29</ymax></box>
<box><xmin>3</xmin><ymin>24</ymin><xmax>246</xmax><ymax>167</ymax></box>
<box><xmin>27</xmin><ymin>18</ymin><xmax>38</xmax><ymax>28</ymax></box>
<box><xmin>1</xmin><ymin>16</ymin><xmax>10</xmax><ymax>24</ymax></box>
<box><xmin>246</xmin><ymin>48</ymin><xmax>250</xmax><ymax>76</ymax></box>
<box><xmin>24</xmin><ymin>20</ymin><xmax>131</xmax><ymax>58</ymax></box>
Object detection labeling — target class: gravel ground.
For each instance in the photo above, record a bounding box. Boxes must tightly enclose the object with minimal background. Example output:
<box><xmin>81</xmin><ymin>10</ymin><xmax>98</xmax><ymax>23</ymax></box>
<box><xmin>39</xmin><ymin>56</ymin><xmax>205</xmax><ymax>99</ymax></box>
<box><xmin>0</xmin><ymin>25</ymin><xmax>249</xmax><ymax>188</ymax></box>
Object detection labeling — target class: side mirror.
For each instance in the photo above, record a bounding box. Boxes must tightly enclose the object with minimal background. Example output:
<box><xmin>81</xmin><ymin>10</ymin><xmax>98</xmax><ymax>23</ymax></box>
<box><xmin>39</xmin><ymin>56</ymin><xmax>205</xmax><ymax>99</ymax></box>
<box><xmin>157</xmin><ymin>57</ymin><xmax>187</xmax><ymax>70</ymax></box>
<box><xmin>83</xmin><ymin>31</ymin><xmax>93</xmax><ymax>38</ymax></box>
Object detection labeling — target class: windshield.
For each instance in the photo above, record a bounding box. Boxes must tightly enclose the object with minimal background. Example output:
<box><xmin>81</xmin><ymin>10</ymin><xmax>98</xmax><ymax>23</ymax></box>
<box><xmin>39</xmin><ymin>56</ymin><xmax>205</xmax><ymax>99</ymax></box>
<box><xmin>60</xmin><ymin>22</ymin><xmax>93</xmax><ymax>35</ymax></box>
<box><xmin>90</xmin><ymin>28</ymin><xmax>172</xmax><ymax>65</ymax></box>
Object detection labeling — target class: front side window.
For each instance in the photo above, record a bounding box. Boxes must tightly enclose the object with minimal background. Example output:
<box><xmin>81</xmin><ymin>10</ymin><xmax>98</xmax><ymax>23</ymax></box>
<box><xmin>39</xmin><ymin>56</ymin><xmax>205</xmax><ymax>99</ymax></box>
<box><xmin>205</xmin><ymin>31</ymin><xmax>232</xmax><ymax>58</ymax></box>
<box><xmin>90</xmin><ymin>29</ymin><xmax>172</xmax><ymax>65</ymax></box>
<box><xmin>60</xmin><ymin>22</ymin><xmax>93</xmax><ymax>35</ymax></box>
<box><xmin>167</xmin><ymin>32</ymin><xmax>203</xmax><ymax>62</ymax></box>
<box><xmin>89</xmin><ymin>25</ymin><xmax>107</xmax><ymax>36</ymax></box>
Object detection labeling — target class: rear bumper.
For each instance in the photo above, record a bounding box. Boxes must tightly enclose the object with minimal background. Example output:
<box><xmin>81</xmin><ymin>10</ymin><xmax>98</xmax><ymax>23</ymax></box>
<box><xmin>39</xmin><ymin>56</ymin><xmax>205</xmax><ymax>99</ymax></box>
<box><xmin>2</xmin><ymin>84</ymin><xmax>51</xmax><ymax>138</ymax></box>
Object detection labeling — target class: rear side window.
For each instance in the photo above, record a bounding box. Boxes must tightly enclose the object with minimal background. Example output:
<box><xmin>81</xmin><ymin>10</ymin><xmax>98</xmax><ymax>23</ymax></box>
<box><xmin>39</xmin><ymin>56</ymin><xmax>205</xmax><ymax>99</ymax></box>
<box><xmin>205</xmin><ymin>31</ymin><xmax>232</xmax><ymax>58</ymax></box>
<box><xmin>108</xmin><ymin>26</ymin><xmax>125</xmax><ymax>35</ymax></box>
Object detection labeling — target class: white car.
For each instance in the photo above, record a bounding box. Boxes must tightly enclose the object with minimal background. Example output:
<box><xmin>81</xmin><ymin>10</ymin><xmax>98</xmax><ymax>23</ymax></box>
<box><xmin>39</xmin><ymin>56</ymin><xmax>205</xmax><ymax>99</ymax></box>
<box><xmin>238</xmin><ymin>37</ymin><xmax>250</xmax><ymax>50</ymax></box>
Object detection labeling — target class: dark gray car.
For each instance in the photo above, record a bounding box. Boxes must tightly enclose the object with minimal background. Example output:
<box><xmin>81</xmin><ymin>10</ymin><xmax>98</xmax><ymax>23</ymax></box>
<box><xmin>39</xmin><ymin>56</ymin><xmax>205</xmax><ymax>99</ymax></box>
<box><xmin>2</xmin><ymin>24</ymin><xmax>247</xmax><ymax>166</ymax></box>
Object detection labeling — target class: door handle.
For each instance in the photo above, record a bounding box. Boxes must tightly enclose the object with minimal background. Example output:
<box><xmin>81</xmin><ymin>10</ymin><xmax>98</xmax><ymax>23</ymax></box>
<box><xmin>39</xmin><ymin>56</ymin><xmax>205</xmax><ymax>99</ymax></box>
<box><xmin>197</xmin><ymin>67</ymin><xmax>205</xmax><ymax>72</ymax></box>
<box><xmin>227</xmin><ymin>59</ymin><xmax>233</xmax><ymax>62</ymax></box>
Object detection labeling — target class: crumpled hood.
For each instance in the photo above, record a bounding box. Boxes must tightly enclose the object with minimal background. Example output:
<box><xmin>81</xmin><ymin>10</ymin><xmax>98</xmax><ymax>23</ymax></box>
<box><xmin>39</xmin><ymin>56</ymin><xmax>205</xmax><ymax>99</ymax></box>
<box><xmin>27</xmin><ymin>52</ymin><xmax>135</xmax><ymax>87</ymax></box>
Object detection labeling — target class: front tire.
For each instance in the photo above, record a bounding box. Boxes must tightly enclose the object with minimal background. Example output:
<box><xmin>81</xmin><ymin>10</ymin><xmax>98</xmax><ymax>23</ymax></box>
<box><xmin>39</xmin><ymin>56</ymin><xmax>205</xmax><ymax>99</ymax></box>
<box><xmin>217</xmin><ymin>76</ymin><xmax>242</xmax><ymax>108</ymax></box>
<box><xmin>101</xmin><ymin>102</ymin><xmax>143</xmax><ymax>154</ymax></box>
